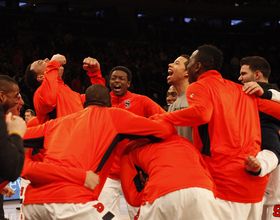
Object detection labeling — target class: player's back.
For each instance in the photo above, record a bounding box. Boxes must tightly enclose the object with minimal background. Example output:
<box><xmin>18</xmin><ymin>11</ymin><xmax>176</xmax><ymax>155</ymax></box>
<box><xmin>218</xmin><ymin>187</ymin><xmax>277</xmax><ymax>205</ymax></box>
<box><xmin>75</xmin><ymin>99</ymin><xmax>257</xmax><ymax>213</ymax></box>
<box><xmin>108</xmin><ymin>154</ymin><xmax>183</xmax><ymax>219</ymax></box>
<box><xmin>190</xmin><ymin>71</ymin><xmax>267</xmax><ymax>203</ymax></box>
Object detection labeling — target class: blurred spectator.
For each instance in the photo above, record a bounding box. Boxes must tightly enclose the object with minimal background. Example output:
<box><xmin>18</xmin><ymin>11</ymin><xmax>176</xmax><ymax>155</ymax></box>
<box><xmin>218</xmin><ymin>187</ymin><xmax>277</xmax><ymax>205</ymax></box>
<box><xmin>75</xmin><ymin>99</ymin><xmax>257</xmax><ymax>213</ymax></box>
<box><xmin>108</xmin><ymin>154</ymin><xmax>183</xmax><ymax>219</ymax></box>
<box><xmin>24</xmin><ymin>109</ymin><xmax>35</xmax><ymax>123</ymax></box>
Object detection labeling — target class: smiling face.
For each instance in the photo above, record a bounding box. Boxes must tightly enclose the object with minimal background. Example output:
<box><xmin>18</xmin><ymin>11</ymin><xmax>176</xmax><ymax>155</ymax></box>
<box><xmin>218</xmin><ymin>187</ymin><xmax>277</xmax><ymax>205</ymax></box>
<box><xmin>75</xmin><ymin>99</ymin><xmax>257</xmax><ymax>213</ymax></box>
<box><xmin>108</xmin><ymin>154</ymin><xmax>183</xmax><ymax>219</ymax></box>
<box><xmin>7</xmin><ymin>94</ymin><xmax>24</xmax><ymax>116</ymax></box>
<box><xmin>109</xmin><ymin>70</ymin><xmax>131</xmax><ymax>97</ymax></box>
<box><xmin>0</xmin><ymin>83</ymin><xmax>21</xmax><ymax>114</ymax></box>
<box><xmin>238</xmin><ymin>65</ymin><xmax>256</xmax><ymax>84</ymax></box>
<box><xmin>30</xmin><ymin>58</ymin><xmax>49</xmax><ymax>81</ymax></box>
<box><xmin>167</xmin><ymin>56</ymin><xmax>188</xmax><ymax>85</ymax></box>
<box><xmin>166</xmin><ymin>85</ymin><xmax>177</xmax><ymax>106</ymax></box>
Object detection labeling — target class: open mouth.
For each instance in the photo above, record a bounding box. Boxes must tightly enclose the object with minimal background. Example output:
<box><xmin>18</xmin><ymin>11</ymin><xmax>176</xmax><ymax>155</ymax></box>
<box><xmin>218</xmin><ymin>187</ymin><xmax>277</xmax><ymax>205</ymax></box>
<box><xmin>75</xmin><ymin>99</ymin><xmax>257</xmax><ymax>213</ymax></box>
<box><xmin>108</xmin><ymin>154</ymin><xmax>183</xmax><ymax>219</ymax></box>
<box><xmin>167</xmin><ymin>68</ymin><xmax>173</xmax><ymax>80</ymax></box>
<box><xmin>17</xmin><ymin>107</ymin><xmax>22</xmax><ymax>114</ymax></box>
<box><xmin>114</xmin><ymin>85</ymin><xmax>121</xmax><ymax>92</ymax></box>
<box><xmin>168</xmin><ymin>68</ymin><xmax>173</xmax><ymax>75</ymax></box>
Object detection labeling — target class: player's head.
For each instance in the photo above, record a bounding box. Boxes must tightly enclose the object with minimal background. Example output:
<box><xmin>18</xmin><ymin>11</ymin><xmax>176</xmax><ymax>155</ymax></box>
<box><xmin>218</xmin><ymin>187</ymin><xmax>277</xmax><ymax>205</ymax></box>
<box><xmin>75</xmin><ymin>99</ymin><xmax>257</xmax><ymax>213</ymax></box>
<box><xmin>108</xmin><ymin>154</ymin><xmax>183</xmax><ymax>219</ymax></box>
<box><xmin>187</xmin><ymin>44</ymin><xmax>223</xmax><ymax>84</ymax></box>
<box><xmin>167</xmin><ymin>54</ymin><xmax>190</xmax><ymax>85</ymax></box>
<box><xmin>0</xmin><ymin>75</ymin><xmax>21</xmax><ymax>114</ymax></box>
<box><xmin>7</xmin><ymin>93</ymin><xmax>24</xmax><ymax>116</ymax></box>
<box><xmin>25</xmin><ymin>58</ymin><xmax>49</xmax><ymax>91</ymax></box>
<box><xmin>109</xmin><ymin>66</ymin><xmax>132</xmax><ymax>97</ymax></box>
<box><xmin>25</xmin><ymin>109</ymin><xmax>35</xmax><ymax>123</ymax></box>
<box><xmin>166</xmin><ymin>85</ymin><xmax>178</xmax><ymax>106</ymax></box>
<box><xmin>84</xmin><ymin>84</ymin><xmax>112</xmax><ymax>108</ymax></box>
<box><xmin>239</xmin><ymin>56</ymin><xmax>270</xmax><ymax>84</ymax></box>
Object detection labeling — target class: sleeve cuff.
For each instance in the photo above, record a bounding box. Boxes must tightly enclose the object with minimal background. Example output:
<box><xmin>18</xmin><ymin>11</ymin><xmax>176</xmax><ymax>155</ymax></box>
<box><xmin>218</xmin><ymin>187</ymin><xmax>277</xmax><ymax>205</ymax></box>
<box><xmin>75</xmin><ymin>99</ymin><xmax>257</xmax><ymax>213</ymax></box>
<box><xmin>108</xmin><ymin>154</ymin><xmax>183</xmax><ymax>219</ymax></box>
<box><xmin>247</xmin><ymin>169</ymin><xmax>261</xmax><ymax>176</ymax></box>
<box><xmin>260</xmin><ymin>90</ymin><xmax>272</xmax><ymax>100</ymax></box>
<box><xmin>9</xmin><ymin>131</ymin><xmax>22</xmax><ymax>138</ymax></box>
<box><xmin>87</xmin><ymin>69</ymin><xmax>101</xmax><ymax>78</ymax></box>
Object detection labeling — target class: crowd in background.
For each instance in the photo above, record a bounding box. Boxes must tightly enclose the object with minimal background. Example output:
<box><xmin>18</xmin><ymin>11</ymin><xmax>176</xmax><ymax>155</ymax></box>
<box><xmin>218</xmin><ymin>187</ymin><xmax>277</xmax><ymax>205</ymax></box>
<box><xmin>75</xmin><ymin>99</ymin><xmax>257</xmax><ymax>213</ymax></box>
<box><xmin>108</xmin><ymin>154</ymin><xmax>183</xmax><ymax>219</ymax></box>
<box><xmin>1</xmin><ymin>4</ymin><xmax>280</xmax><ymax>118</ymax></box>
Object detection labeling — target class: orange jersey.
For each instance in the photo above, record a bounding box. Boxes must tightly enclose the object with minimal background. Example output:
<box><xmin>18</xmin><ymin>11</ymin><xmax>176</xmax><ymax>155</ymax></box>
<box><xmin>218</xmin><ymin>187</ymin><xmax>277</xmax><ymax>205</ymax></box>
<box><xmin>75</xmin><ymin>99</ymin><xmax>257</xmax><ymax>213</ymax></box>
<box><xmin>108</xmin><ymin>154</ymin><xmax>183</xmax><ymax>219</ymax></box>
<box><xmin>21</xmin><ymin>152</ymin><xmax>86</xmax><ymax>186</ymax></box>
<box><xmin>33</xmin><ymin>60</ymin><xmax>85</xmax><ymax>124</ymax></box>
<box><xmin>88</xmin><ymin>69</ymin><xmax>106</xmax><ymax>86</ymax></box>
<box><xmin>22</xmin><ymin>115</ymin><xmax>86</xmax><ymax>192</ymax></box>
<box><xmin>121</xmin><ymin>135</ymin><xmax>216</xmax><ymax>206</ymax></box>
<box><xmin>108</xmin><ymin>91</ymin><xmax>166</xmax><ymax>179</ymax></box>
<box><xmin>153</xmin><ymin>70</ymin><xmax>280</xmax><ymax>203</ymax></box>
<box><xmin>23</xmin><ymin>105</ymin><xmax>175</xmax><ymax>204</ymax></box>
<box><xmin>25</xmin><ymin>116</ymin><xmax>44</xmax><ymax>161</ymax></box>
<box><xmin>33</xmin><ymin>61</ymin><xmax>105</xmax><ymax>125</ymax></box>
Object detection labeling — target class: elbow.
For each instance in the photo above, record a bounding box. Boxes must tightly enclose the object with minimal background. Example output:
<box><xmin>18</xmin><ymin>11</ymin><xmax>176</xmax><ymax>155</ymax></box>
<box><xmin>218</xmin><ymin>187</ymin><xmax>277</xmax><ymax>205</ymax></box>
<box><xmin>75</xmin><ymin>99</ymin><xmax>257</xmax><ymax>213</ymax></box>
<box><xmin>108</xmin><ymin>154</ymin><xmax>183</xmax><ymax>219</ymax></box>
<box><xmin>194</xmin><ymin>107</ymin><xmax>211</xmax><ymax>125</ymax></box>
<box><xmin>200</xmin><ymin>113</ymin><xmax>211</xmax><ymax>124</ymax></box>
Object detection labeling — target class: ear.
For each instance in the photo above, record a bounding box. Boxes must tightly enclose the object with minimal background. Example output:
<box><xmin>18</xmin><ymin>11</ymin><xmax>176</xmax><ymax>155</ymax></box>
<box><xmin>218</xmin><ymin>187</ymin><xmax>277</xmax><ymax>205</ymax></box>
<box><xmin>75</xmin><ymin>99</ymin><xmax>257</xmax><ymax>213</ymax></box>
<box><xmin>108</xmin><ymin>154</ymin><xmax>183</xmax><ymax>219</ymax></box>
<box><xmin>37</xmin><ymin>74</ymin><xmax>45</xmax><ymax>82</ymax></box>
<box><xmin>127</xmin><ymin>81</ymin><xmax>131</xmax><ymax>88</ymax></box>
<box><xmin>195</xmin><ymin>62</ymin><xmax>202</xmax><ymax>73</ymax></box>
<box><xmin>184</xmin><ymin>70</ymin><xmax>188</xmax><ymax>78</ymax></box>
<box><xmin>254</xmin><ymin>70</ymin><xmax>262</xmax><ymax>80</ymax></box>
<box><xmin>0</xmin><ymin>91</ymin><xmax>5</xmax><ymax>104</ymax></box>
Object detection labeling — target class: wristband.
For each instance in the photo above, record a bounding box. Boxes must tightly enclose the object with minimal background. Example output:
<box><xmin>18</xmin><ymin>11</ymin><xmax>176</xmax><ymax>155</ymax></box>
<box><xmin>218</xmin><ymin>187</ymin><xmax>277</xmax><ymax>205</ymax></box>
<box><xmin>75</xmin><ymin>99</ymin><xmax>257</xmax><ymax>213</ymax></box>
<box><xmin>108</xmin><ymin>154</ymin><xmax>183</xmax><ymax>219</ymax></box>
<box><xmin>9</xmin><ymin>131</ymin><xmax>22</xmax><ymax>138</ymax></box>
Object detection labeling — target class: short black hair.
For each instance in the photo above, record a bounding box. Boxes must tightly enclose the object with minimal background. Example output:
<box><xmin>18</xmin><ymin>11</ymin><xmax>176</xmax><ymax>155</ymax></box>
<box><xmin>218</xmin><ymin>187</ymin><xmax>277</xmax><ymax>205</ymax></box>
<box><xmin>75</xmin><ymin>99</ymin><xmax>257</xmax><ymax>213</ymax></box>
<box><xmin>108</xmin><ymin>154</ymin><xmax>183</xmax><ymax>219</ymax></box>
<box><xmin>0</xmin><ymin>75</ymin><xmax>18</xmax><ymax>93</ymax></box>
<box><xmin>196</xmin><ymin>44</ymin><xmax>223</xmax><ymax>72</ymax></box>
<box><xmin>84</xmin><ymin>84</ymin><xmax>111</xmax><ymax>108</ymax></box>
<box><xmin>240</xmin><ymin>56</ymin><xmax>271</xmax><ymax>80</ymax></box>
<box><xmin>25</xmin><ymin>63</ymin><xmax>41</xmax><ymax>92</ymax></box>
<box><xmin>109</xmin><ymin>66</ymin><xmax>132</xmax><ymax>82</ymax></box>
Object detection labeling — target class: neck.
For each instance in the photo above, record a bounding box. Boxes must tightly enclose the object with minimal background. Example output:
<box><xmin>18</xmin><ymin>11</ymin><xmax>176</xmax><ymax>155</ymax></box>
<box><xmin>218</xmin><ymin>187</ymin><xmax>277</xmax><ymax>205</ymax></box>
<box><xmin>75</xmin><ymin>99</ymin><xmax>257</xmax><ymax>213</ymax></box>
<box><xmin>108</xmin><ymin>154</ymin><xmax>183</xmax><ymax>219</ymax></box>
<box><xmin>173</xmin><ymin>80</ymin><xmax>189</xmax><ymax>94</ymax></box>
<box><xmin>84</xmin><ymin>101</ymin><xmax>109</xmax><ymax>108</ymax></box>
<box><xmin>257</xmin><ymin>78</ymin><xmax>269</xmax><ymax>83</ymax></box>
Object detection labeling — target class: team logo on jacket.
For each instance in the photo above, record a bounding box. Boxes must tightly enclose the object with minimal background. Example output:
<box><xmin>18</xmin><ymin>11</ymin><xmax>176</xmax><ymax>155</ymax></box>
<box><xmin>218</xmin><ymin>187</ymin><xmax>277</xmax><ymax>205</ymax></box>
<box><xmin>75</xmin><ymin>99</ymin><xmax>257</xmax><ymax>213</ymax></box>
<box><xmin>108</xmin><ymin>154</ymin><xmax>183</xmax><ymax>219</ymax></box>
<box><xmin>125</xmin><ymin>100</ymin><xmax>131</xmax><ymax>108</ymax></box>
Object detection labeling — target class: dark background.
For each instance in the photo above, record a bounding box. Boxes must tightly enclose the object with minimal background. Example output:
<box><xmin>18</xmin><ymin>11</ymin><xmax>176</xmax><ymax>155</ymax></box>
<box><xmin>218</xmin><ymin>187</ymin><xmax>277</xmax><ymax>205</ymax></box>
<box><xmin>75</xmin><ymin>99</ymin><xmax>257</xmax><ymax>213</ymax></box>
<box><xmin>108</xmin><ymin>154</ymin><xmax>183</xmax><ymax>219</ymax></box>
<box><xmin>1</xmin><ymin>0</ymin><xmax>280</xmax><ymax>115</ymax></box>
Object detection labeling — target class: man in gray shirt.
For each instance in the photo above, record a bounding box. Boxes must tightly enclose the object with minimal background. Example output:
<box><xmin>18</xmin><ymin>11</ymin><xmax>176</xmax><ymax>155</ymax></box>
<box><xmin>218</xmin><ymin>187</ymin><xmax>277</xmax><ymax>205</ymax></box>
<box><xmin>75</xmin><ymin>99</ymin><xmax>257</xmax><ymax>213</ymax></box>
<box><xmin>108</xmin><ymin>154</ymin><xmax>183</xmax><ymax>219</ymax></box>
<box><xmin>167</xmin><ymin>54</ymin><xmax>193</xmax><ymax>142</ymax></box>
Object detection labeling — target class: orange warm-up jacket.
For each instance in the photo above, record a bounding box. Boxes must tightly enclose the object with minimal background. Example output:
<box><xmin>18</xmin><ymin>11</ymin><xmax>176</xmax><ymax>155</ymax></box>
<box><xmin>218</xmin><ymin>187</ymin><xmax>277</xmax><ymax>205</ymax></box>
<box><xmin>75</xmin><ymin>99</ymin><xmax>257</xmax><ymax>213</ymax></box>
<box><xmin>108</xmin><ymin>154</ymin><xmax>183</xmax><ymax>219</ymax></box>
<box><xmin>121</xmin><ymin>134</ymin><xmax>216</xmax><ymax>207</ymax></box>
<box><xmin>33</xmin><ymin>60</ymin><xmax>105</xmax><ymax>124</ymax></box>
<box><xmin>22</xmin><ymin>105</ymin><xmax>174</xmax><ymax>204</ymax></box>
<box><xmin>108</xmin><ymin>91</ymin><xmax>166</xmax><ymax>179</ymax></box>
<box><xmin>152</xmin><ymin>70</ymin><xmax>280</xmax><ymax>203</ymax></box>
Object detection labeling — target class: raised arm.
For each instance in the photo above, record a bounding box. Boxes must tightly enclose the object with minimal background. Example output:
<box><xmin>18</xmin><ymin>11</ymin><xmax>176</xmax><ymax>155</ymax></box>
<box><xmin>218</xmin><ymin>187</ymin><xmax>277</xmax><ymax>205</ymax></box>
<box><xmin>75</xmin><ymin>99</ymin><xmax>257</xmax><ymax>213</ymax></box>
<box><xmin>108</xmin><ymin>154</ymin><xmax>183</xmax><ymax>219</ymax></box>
<box><xmin>83</xmin><ymin>57</ymin><xmax>105</xmax><ymax>86</ymax></box>
<box><xmin>34</xmin><ymin>60</ymin><xmax>62</xmax><ymax>115</ymax></box>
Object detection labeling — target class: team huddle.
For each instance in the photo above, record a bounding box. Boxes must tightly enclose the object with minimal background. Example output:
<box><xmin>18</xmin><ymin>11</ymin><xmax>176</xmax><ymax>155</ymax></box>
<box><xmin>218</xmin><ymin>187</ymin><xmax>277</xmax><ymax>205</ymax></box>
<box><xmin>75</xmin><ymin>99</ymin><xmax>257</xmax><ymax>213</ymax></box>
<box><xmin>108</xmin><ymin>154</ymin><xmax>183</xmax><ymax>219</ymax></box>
<box><xmin>1</xmin><ymin>44</ymin><xmax>280</xmax><ymax>220</ymax></box>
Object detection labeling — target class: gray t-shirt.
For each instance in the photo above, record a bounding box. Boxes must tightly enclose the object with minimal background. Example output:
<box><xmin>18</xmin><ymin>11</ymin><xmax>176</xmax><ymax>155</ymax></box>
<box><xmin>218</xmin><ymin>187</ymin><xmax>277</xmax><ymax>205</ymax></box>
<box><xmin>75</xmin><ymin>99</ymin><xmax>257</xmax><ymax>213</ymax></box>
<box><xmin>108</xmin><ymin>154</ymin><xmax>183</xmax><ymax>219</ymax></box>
<box><xmin>168</xmin><ymin>91</ymin><xmax>193</xmax><ymax>142</ymax></box>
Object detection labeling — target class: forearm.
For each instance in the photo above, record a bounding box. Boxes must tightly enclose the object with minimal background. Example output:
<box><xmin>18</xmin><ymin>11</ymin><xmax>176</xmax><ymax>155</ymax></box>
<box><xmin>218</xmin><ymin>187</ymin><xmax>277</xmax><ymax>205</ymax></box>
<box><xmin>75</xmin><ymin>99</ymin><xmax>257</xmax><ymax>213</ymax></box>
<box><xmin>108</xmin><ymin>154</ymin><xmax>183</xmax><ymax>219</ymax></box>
<box><xmin>87</xmin><ymin>69</ymin><xmax>106</xmax><ymax>86</ymax></box>
<box><xmin>256</xmin><ymin>150</ymin><xmax>278</xmax><ymax>177</ymax></box>
<box><xmin>144</xmin><ymin>98</ymin><xmax>166</xmax><ymax>116</ymax></box>
<box><xmin>270</xmin><ymin>89</ymin><xmax>280</xmax><ymax>103</ymax></box>
<box><xmin>120</xmin><ymin>154</ymin><xmax>143</xmax><ymax>207</ymax></box>
<box><xmin>21</xmin><ymin>154</ymin><xmax>86</xmax><ymax>185</ymax></box>
<box><xmin>153</xmin><ymin>103</ymin><xmax>212</xmax><ymax>127</ymax></box>
<box><xmin>258</xmin><ymin>98</ymin><xmax>280</xmax><ymax>120</ymax></box>
<box><xmin>34</xmin><ymin>61</ymin><xmax>60</xmax><ymax>114</ymax></box>
<box><xmin>116</xmin><ymin>110</ymin><xmax>175</xmax><ymax>141</ymax></box>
